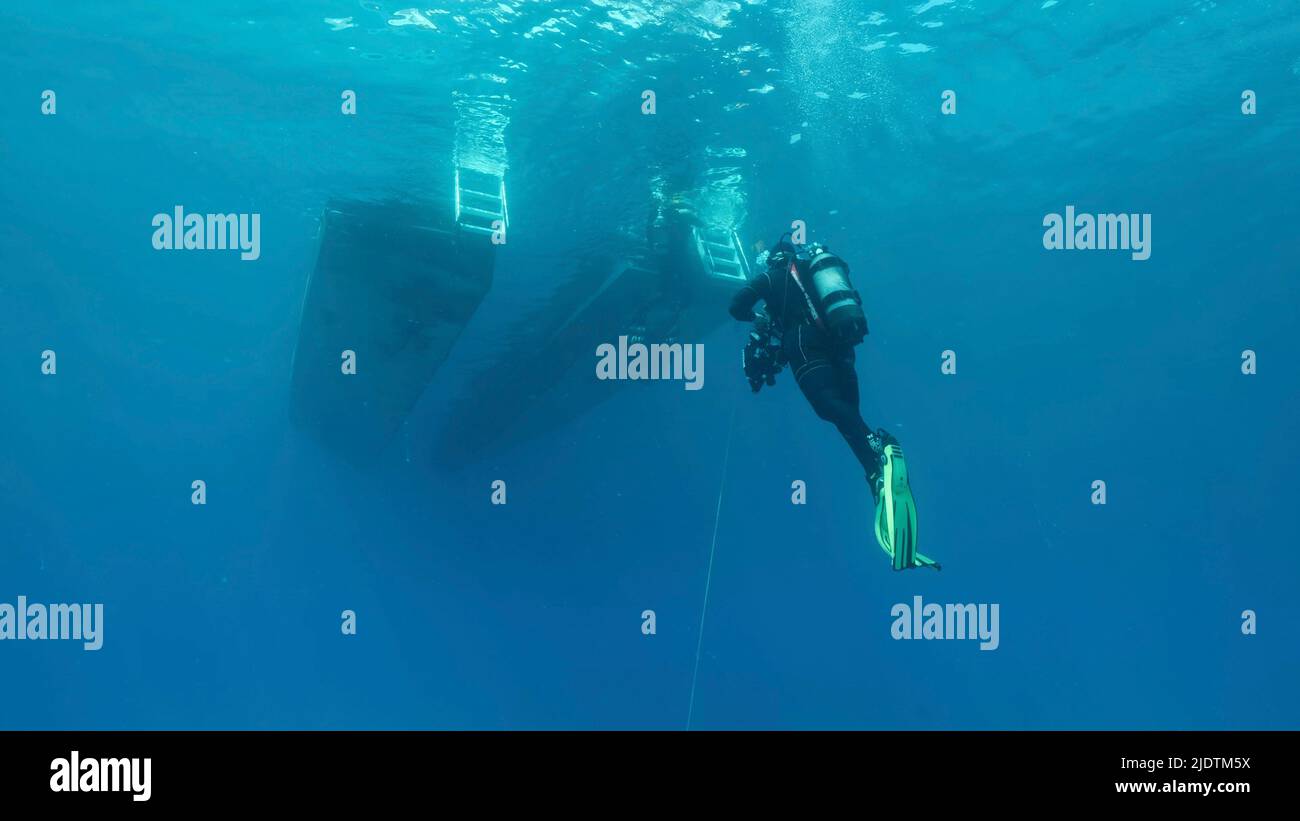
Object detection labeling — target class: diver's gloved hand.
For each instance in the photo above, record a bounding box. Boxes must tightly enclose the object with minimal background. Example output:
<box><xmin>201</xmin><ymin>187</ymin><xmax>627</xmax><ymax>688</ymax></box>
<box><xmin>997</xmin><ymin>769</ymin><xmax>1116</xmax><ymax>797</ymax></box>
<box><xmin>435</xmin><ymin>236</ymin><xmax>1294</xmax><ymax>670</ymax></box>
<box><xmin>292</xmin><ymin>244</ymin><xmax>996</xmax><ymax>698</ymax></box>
<box><xmin>753</xmin><ymin>312</ymin><xmax>771</xmax><ymax>334</ymax></box>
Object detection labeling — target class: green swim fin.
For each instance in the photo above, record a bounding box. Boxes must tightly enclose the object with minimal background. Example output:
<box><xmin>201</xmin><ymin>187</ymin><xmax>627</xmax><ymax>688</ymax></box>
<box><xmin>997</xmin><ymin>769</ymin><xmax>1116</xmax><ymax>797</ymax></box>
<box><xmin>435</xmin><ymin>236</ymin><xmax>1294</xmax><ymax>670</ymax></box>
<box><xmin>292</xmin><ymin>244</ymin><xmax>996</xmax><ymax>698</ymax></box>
<box><xmin>873</xmin><ymin>437</ymin><xmax>940</xmax><ymax>571</ymax></box>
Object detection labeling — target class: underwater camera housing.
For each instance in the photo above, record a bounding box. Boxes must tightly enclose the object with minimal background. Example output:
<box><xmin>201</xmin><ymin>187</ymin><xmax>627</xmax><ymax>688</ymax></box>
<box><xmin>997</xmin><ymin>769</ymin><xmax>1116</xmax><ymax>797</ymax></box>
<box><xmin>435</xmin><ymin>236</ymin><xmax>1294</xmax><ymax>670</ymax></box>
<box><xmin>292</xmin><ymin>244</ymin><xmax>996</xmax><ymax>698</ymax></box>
<box><xmin>742</xmin><ymin>312</ymin><xmax>785</xmax><ymax>392</ymax></box>
<box><xmin>805</xmin><ymin>244</ymin><xmax>868</xmax><ymax>346</ymax></box>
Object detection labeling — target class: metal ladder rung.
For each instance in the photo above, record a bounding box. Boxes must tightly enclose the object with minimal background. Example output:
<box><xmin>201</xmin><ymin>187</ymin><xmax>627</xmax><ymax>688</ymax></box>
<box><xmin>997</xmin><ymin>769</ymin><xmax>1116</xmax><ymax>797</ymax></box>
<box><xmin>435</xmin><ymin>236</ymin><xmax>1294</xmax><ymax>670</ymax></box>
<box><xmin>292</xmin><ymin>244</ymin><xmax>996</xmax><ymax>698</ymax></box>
<box><xmin>459</xmin><ymin>205</ymin><xmax>501</xmax><ymax>220</ymax></box>
<box><xmin>692</xmin><ymin>225</ymin><xmax>751</xmax><ymax>282</ymax></box>
<box><xmin>461</xmin><ymin>188</ymin><xmax>501</xmax><ymax>203</ymax></box>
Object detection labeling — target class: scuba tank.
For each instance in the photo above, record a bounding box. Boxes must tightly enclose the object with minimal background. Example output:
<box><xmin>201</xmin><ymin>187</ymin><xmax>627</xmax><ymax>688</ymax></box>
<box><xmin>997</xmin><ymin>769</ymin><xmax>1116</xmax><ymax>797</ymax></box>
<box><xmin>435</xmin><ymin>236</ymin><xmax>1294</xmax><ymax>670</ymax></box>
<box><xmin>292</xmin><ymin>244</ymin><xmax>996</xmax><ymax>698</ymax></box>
<box><xmin>789</xmin><ymin>242</ymin><xmax>869</xmax><ymax>345</ymax></box>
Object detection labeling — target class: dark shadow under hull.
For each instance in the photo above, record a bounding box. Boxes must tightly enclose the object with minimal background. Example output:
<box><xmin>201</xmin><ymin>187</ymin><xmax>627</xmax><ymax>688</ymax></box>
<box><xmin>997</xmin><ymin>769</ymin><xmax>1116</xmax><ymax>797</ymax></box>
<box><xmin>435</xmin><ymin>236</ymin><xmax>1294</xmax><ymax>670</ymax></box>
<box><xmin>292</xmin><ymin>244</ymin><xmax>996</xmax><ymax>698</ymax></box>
<box><xmin>291</xmin><ymin>199</ymin><xmax>496</xmax><ymax>464</ymax></box>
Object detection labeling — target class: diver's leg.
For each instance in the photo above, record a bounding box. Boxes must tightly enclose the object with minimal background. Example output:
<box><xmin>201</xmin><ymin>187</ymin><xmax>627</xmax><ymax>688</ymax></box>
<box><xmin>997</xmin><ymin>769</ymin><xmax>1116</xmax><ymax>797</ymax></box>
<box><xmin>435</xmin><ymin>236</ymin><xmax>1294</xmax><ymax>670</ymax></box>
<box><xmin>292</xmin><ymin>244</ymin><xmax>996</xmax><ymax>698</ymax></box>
<box><xmin>828</xmin><ymin>347</ymin><xmax>887</xmax><ymax>487</ymax></box>
<box><xmin>790</xmin><ymin>327</ymin><xmax>881</xmax><ymax>477</ymax></box>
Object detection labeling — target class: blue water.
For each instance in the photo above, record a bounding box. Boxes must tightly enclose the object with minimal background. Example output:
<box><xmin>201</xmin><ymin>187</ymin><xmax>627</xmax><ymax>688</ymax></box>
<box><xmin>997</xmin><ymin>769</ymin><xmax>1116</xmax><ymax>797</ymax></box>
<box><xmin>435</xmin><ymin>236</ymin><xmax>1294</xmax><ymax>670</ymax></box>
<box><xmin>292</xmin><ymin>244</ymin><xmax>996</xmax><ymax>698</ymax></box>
<box><xmin>2</xmin><ymin>1</ymin><xmax>1298</xmax><ymax>729</ymax></box>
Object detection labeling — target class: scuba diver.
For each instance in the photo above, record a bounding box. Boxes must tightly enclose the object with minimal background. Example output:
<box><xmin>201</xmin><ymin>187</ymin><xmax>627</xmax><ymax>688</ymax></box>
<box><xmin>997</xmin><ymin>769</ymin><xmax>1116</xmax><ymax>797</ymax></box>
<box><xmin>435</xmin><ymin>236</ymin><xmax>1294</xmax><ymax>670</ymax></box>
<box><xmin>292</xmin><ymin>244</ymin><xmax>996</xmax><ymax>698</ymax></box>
<box><xmin>730</xmin><ymin>234</ymin><xmax>938</xmax><ymax>571</ymax></box>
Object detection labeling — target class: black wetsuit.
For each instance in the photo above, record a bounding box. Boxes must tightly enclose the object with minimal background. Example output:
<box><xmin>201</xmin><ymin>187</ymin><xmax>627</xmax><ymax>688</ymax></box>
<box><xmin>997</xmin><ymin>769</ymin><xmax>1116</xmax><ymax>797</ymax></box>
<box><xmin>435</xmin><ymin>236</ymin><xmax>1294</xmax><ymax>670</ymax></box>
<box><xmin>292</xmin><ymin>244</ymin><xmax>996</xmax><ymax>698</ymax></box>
<box><xmin>729</xmin><ymin>257</ymin><xmax>882</xmax><ymax>479</ymax></box>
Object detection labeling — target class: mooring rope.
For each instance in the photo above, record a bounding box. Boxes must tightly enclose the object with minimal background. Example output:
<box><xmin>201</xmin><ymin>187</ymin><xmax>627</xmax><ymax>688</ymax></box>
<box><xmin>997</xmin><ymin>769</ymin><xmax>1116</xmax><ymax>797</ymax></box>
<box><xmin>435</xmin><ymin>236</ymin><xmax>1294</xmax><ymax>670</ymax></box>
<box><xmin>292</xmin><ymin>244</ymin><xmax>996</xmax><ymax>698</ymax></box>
<box><xmin>686</xmin><ymin>399</ymin><xmax>738</xmax><ymax>730</ymax></box>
